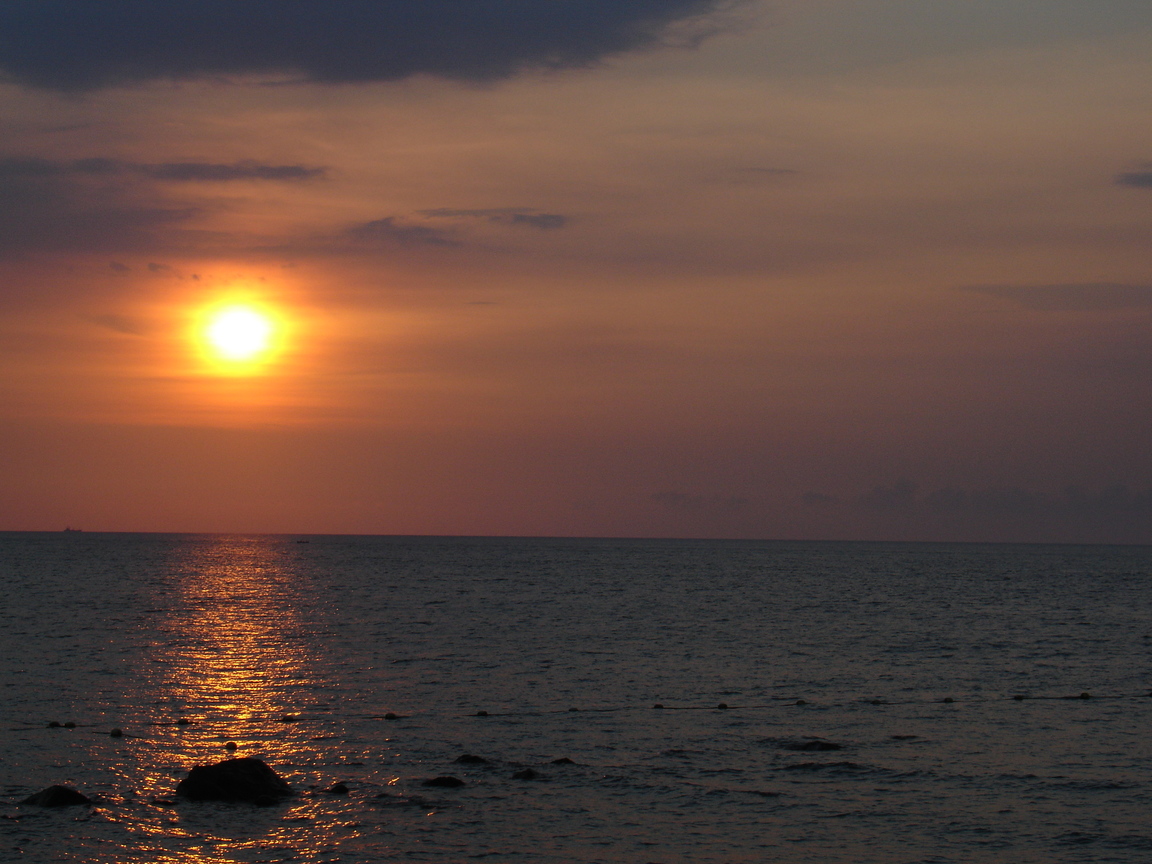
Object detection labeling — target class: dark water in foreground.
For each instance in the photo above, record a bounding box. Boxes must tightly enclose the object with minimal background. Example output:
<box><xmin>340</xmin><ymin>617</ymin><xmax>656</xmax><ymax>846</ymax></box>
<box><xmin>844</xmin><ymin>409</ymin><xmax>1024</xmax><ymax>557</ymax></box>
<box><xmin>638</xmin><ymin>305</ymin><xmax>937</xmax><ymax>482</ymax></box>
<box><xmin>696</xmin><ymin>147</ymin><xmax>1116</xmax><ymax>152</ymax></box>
<box><xmin>1</xmin><ymin>533</ymin><xmax>1150</xmax><ymax>863</ymax></box>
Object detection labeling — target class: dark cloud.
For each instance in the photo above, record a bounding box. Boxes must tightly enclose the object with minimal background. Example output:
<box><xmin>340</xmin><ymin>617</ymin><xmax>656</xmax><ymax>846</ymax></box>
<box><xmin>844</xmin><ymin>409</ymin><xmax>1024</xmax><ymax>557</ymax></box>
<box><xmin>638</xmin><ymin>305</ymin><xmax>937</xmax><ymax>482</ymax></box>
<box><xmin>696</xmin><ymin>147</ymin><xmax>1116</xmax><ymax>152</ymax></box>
<box><xmin>1115</xmin><ymin>170</ymin><xmax>1152</xmax><ymax>188</ymax></box>
<box><xmin>808</xmin><ymin>483</ymin><xmax>1152</xmax><ymax>519</ymax></box>
<box><xmin>961</xmin><ymin>283</ymin><xmax>1152</xmax><ymax>311</ymax></box>
<box><xmin>0</xmin><ymin>1</ymin><xmax>734</xmax><ymax>91</ymax></box>
<box><xmin>0</xmin><ymin>157</ymin><xmax>324</xmax><ymax>182</ymax></box>
<box><xmin>925</xmin><ymin>484</ymin><xmax>1152</xmax><ymax>518</ymax></box>
<box><xmin>345</xmin><ymin>217</ymin><xmax>459</xmax><ymax>248</ymax></box>
<box><xmin>0</xmin><ymin>169</ymin><xmax>194</xmax><ymax>255</ymax></box>
<box><xmin>421</xmin><ymin>208</ymin><xmax>570</xmax><ymax>230</ymax></box>
<box><xmin>0</xmin><ymin>155</ymin><xmax>325</xmax><ymax>257</ymax></box>
<box><xmin>853</xmin><ymin>480</ymin><xmax>918</xmax><ymax>514</ymax></box>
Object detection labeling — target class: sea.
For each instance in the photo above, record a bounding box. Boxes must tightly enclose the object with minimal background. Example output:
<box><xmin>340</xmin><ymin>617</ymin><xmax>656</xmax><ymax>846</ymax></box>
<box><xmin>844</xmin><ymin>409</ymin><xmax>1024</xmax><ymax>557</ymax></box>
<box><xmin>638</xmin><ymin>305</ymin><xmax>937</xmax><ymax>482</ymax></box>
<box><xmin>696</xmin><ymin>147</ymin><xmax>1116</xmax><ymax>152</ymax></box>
<box><xmin>1</xmin><ymin>533</ymin><xmax>1150</xmax><ymax>864</ymax></box>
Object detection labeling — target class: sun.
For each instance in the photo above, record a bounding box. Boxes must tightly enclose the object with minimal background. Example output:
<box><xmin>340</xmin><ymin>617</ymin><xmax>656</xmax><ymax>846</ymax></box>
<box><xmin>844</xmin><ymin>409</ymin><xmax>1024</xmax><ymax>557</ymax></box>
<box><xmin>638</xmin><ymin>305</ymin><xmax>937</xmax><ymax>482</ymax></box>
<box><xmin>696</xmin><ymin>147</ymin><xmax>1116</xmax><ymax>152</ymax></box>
<box><xmin>198</xmin><ymin>302</ymin><xmax>285</xmax><ymax>370</ymax></box>
<box><xmin>207</xmin><ymin>307</ymin><xmax>273</xmax><ymax>360</ymax></box>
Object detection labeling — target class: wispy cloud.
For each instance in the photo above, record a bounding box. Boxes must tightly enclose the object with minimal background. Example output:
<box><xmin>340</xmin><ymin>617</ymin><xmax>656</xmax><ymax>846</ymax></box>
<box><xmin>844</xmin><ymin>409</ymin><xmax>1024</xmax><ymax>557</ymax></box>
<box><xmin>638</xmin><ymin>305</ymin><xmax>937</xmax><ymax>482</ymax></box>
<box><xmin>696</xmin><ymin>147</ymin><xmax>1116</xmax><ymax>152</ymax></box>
<box><xmin>1115</xmin><ymin>169</ymin><xmax>1152</xmax><ymax>188</ymax></box>
<box><xmin>961</xmin><ymin>283</ymin><xmax>1152</xmax><ymax>311</ymax></box>
<box><xmin>803</xmin><ymin>483</ymin><xmax>1152</xmax><ymax>518</ymax></box>
<box><xmin>420</xmin><ymin>208</ymin><xmax>570</xmax><ymax>230</ymax></box>
<box><xmin>0</xmin><ymin>157</ymin><xmax>325</xmax><ymax>182</ymax></box>
<box><xmin>345</xmin><ymin>217</ymin><xmax>459</xmax><ymax>247</ymax></box>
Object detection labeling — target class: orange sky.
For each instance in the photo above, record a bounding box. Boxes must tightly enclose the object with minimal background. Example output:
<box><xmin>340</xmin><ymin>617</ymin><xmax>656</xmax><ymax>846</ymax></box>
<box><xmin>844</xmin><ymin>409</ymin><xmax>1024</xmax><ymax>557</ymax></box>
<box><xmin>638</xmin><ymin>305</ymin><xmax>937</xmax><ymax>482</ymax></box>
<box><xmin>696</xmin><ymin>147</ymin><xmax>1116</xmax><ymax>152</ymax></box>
<box><xmin>3</xmin><ymin>1</ymin><xmax>1152</xmax><ymax>542</ymax></box>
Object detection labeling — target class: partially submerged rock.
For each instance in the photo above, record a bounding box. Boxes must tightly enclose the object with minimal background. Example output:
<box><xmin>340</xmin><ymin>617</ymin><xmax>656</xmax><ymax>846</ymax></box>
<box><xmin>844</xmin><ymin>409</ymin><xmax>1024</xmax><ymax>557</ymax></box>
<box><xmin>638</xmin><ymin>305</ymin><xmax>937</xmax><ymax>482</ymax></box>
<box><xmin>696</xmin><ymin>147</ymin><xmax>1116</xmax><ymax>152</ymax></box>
<box><xmin>175</xmin><ymin>757</ymin><xmax>294</xmax><ymax>803</ymax></box>
<box><xmin>422</xmin><ymin>776</ymin><xmax>464</xmax><ymax>788</ymax></box>
<box><xmin>454</xmin><ymin>754</ymin><xmax>489</xmax><ymax>764</ymax></box>
<box><xmin>22</xmin><ymin>785</ymin><xmax>90</xmax><ymax>807</ymax></box>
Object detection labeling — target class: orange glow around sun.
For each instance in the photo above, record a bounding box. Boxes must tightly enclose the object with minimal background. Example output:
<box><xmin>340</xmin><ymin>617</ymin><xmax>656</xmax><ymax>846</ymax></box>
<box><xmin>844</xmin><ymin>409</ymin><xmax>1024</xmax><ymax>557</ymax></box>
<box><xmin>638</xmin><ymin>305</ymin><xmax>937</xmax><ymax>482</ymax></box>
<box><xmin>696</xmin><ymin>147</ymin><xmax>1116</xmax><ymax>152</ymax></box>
<box><xmin>196</xmin><ymin>299</ymin><xmax>287</xmax><ymax>373</ymax></box>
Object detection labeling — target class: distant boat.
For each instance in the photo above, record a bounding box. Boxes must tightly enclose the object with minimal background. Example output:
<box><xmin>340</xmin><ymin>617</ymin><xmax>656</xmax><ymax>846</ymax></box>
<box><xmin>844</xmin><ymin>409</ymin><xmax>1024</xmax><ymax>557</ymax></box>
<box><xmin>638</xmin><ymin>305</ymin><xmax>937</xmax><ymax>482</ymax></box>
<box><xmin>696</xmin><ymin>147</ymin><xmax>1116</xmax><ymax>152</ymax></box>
<box><xmin>295</xmin><ymin>539</ymin><xmax>310</xmax><ymax>544</ymax></box>
<box><xmin>63</xmin><ymin>527</ymin><xmax>82</xmax><ymax>532</ymax></box>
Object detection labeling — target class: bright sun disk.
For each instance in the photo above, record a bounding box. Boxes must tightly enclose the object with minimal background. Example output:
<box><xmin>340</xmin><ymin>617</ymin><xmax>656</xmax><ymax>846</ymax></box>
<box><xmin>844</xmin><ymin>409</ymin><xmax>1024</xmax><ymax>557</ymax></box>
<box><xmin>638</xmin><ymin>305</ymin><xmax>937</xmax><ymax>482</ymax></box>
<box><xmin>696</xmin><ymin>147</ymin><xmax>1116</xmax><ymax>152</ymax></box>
<box><xmin>205</xmin><ymin>306</ymin><xmax>275</xmax><ymax>362</ymax></box>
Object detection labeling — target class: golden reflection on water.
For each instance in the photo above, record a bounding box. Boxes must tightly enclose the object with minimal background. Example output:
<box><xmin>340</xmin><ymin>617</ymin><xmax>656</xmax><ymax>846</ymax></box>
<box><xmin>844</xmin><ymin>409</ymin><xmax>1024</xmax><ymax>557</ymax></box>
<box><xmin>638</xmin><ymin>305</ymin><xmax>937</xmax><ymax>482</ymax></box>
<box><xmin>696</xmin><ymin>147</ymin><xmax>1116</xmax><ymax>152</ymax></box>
<box><xmin>114</xmin><ymin>536</ymin><xmax>360</xmax><ymax>862</ymax></box>
<box><xmin>163</xmin><ymin>538</ymin><xmax>315</xmax><ymax>726</ymax></box>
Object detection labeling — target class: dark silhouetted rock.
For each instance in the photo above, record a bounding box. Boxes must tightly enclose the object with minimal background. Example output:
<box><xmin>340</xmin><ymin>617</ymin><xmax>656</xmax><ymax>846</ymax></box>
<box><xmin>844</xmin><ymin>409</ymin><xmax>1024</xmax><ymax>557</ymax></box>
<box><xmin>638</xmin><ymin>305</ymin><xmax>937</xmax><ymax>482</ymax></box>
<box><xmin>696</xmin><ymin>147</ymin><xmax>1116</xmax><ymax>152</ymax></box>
<box><xmin>22</xmin><ymin>785</ymin><xmax>90</xmax><ymax>807</ymax></box>
<box><xmin>46</xmin><ymin>721</ymin><xmax>60</xmax><ymax>728</ymax></box>
<box><xmin>109</xmin><ymin>728</ymin><xmax>123</xmax><ymax>737</ymax></box>
<box><xmin>175</xmin><ymin>757</ymin><xmax>294</xmax><ymax>802</ymax></box>
<box><xmin>784</xmin><ymin>740</ymin><xmax>843</xmax><ymax>752</ymax></box>
<box><xmin>176</xmin><ymin>718</ymin><xmax>192</xmax><ymax>725</ymax></box>
<box><xmin>62</xmin><ymin>722</ymin><xmax>76</xmax><ymax>728</ymax></box>
<box><xmin>474</xmin><ymin>710</ymin><xmax>489</xmax><ymax>717</ymax></box>
<box><xmin>550</xmin><ymin>757</ymin><xmax>575</xmax><ymax>765</ymax></box>
<box><xmin>652</xmin><ymin>703</ymin><xmax>664</xmax><ymax>709</ymax></box>
<box><xmin>422</xmin><ymin>776</ymin><xmax>464</xmax><ymax>788</ymax></box>
<box><xmin>325</xmin><ymin>783</ymin><xmax>349</xmax><ymax>795</ymax></box>
<box><xmin>224</xmin><ymin>742</ymin><xmax>238</xmax><ymax>751</ymax></box>
<box><xmin>454</xmin><ymin>754</ymin><xmax>489</xmax><ymax>764</ymax></box>
<box><xmin>383</xmin><ymin>712</ymin><xmax>400</xmax><ymax>720</ymax></box>
<box><xmin>512</xmin><ymin>768</ymin><xmax>540</xmax><ymax>780</ymax></box>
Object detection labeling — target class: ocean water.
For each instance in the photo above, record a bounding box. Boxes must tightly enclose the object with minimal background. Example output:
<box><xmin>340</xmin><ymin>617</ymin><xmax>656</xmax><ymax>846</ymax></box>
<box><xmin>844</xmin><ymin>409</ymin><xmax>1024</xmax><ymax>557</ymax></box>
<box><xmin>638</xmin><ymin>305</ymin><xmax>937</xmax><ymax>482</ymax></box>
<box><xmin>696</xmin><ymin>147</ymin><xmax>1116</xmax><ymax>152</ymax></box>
<box><xmin>1</xmin><ymin>533</ymin><xmax>1150</xmax><ymax>863</ymax></box>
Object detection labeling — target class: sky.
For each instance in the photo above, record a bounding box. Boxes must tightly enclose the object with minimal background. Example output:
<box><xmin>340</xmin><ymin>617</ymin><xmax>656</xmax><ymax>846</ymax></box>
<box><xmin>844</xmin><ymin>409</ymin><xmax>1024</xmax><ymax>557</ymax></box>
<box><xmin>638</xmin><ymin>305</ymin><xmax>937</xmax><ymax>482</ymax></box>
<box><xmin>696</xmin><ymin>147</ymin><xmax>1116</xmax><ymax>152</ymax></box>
<box><xmin>2</xmin><ymin>0</ymin><xmax>1152</xmax><ymax>543</ymax></box>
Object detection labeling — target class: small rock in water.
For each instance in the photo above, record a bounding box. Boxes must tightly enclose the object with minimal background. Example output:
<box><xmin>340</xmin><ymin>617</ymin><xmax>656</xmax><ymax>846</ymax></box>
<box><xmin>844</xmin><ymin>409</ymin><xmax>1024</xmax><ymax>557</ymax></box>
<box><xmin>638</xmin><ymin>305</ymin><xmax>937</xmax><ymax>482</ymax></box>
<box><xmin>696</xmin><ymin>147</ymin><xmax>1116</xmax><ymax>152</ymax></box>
<box><xmin>224</xmin><ymin>742</ymin><xmax>238</xmax><ymax>751</ymax></box>
<box><xmin>325</xmin><ymin>783</ymin><xmax>350</xmax><ymax>795</ymax></box>
<box><xmin>512</xmin><ymin>768</ymin><xmax>540</xmax><ymax>780</ymax></box>
<box><xmin>454</xmin><ymin>754</ymin><xmax>489</xmax><ymax>764</ymax></box>
<box><xmin>422</xmin><ymin>776</ymin><xmax>464</xmax><ymax>788</ymax></box>
<box><xmin>550</xmin><ymin>757</ymin><xmax>576</xmax><ymax>765</ymax></box>
<box><xmin>795</xmin><ymin>699</ymin><xmax>807</xmax><ymax>706</ymax></box>
<box><xmin>1079</xmin><ymin>692</ymin><xmax>1092</xmax><ymax>700</ymax></box>
<box><xmin>22</xmin><ymin>785</ymin><xmax>90</xmax><ymax>807</ymax></box>
<box><xmin>717</xmin><ymin>703</ymin><xmax>728</xmax><ymax>710</ymax></box>
<box><xmin>176</xmin><ymin>718</ymin><xmax>192</xmax><ymax>726</ymax></box>
<box><xmin>278</xmin><ymin>715</ymin><xmax>299</xmax><ymax>723</ymax></box>
<box><xmin>175</xmin><ymin>757</ymin><xmax>294</xmax><ymax>803</ymax></box>
<box><xmin>63</xmin><ymin>722</ymin><xmax>76</xmax><ymax>728</ymax></box>
<box><xmin>474</xmin><ymin>710</ymin><xmax>489</xmax><ymax>717</ymax></box>
<box><xmin>383</xmin><ymin>712</ymin><xmax>400</xmax><ymax>720</ymax></box>
<box><xmin>942</xmin><ymin>697</ymin><xmax>955</xmax><ymax>704</ymax></box>
<box><xmin>110</xmin><ymin>728</ymin><xmax>123</xmax><ymax>737</ymax></box>
<box><xmin>46</xmin><ymin>721</ymin><xmax>61</xmax><ymax>728</ymax></box>
<box><xmin>652</xmin><ymin>703</ymin><xmax>664</xmax><ymax>709</ymax></box>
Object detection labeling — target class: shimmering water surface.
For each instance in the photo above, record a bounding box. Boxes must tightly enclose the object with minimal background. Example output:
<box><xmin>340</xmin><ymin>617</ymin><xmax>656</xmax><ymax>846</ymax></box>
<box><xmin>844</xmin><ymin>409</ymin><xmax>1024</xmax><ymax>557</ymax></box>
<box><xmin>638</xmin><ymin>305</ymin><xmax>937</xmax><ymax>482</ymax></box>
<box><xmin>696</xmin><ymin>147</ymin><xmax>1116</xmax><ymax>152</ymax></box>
<box><xmin>1</xmin><ymin>533</ymin><xmax>1151</xmax><ymax>863</ymax></box>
